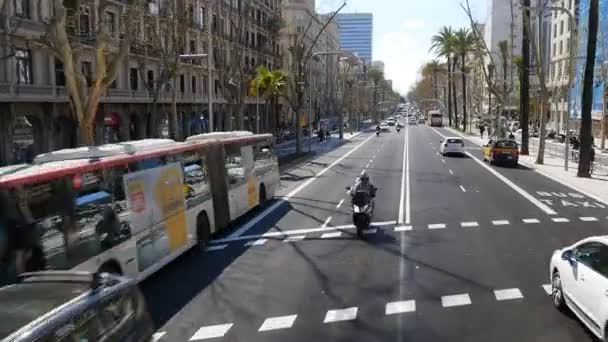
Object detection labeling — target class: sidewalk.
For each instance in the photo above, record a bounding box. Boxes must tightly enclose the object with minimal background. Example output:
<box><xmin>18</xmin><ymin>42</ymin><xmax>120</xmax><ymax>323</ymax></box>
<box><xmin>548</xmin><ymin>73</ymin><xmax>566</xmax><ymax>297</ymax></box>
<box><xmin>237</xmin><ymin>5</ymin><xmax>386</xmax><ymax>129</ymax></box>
<box><xmin>277</xmin><ymin>131</ymin><xmax>362</xmax><ymax>159</ymax></box>
<box><xmin>445</xmin><ymin>127</ymin><xmax>608</xmax><ymax>206</ymax></box>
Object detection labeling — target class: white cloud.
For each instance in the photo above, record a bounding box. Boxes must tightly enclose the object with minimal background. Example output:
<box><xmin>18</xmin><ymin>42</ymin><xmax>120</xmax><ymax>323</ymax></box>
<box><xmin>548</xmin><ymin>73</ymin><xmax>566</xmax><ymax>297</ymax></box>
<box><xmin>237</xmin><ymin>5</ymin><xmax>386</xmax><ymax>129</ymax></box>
<box><xmin>402</xmin><ymin>18</ymin><xmax>425</xmax><ymax>31</ymax></box>
<box><xmin>376</xmin><ymin>31</ymin><xmax>434</xmax><ymax>95</ymax></box>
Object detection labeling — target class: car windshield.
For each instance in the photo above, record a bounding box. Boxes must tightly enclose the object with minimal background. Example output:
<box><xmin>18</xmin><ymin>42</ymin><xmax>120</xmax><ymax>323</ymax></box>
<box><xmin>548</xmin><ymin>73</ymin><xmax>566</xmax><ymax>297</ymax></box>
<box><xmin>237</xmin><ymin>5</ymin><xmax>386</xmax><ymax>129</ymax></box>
<box><xmin>496</xmin><ymin>140</ymin><xmax>518</xmax><ymax>148</ymax></box>
<box><xmin>447</xmin><ymin>139</ymin><xmax>463</xmax><ymax>144</ymax></box>
<box><xmin>0</xmin><ymin>282</ymin><xmax>88</xmax><ymax>338</ymax></box>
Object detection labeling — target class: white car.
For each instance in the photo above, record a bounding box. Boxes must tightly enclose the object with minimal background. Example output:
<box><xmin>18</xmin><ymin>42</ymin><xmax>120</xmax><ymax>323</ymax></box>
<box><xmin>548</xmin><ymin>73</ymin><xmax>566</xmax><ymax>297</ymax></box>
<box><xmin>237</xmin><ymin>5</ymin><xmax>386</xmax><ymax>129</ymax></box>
<box><xmin>408</xmin><ymin>117</ymin><xmax>417</xmax><ymax>125</ymax></box>
<box><xmin>439</xmin><ymin>137</ymin><xmax>465</xmax><ymax>156</ymax></box>
<box><xmin>550</xmin><ymin>236</ymin><xmax>608</xmax><ymax>340</ymax></box>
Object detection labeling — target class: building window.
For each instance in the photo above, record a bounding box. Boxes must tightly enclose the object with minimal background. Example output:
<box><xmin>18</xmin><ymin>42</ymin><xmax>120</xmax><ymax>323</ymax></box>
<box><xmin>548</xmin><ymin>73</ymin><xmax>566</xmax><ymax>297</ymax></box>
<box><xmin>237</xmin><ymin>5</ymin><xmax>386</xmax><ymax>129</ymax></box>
<box><xmin>147</xmin><ymin>70</ymin><xmax>154</xmax><ymax>88</ymax></box>
<box><xmin>14</xmin><ymin>0</ymin><xmax>30</xmax><ymax>18</ymax></box>
<box><xmin>552</xmin><ymin>43</ymin><xmax>556</xmax><ymax>57</ymax></box>
<box><xmin>203</xmin><ymin>77</ymin><xmax>208</xmax><ymax>95</ymax></box>
<box><xmin>553</xmin><ymin>24</ymin><xmax>557</xmax><ymax>38</ymax></box>
<box><xmin>81</xmin><ymin>61</ymin><xmax>92</xmax><ymax>87</ymax></box>
<box><xmin>192</xmin><ymin>76</ymin><xmax>197</xmax><ymax>93</ymax></box>
<box><xmin>15</xmin><ymin>49</ymin><xmax>32</xmax><ymax>84</ymax></box>
<box><xmin>180</xmin><ymin>74</ymin><xmax>185</xmax><ymax>93</ymax></box>
<box><xmin>566</xmin><ymin>38</ymin><xmax>570</xmax><ymax>53</ymax></box>
<box><xmin>55</xmin><ymin>59</ymin><xmax>65</xmax><ymax>86</ymax></box>
<box><xmin>559</xmin><ymin>40</ymin><xmax>563</xmax><ymax>54</ymax></box>
<box><xmin>560</xmin><ymin>21</ymin><xmax>564</xmax><ymax>35</ymax></box>
<box><xmin>199</xmin><ymin>7</ymin><xmax>205</xmax><ymax>28</ymax></box>
<box><xmin>190</xmin><ymin>40</ymin><xmax>196</xmax><ymax>54</ymax></box>
<box><xmin>129</xmin><ymin>68</ymin><xmax>138</xmax><ymax>90</ymax></box>
<box><xmin>80</xmin><ymin>7</ymin><xmax>90</xmax><ymax>34</ymax></box>
<box><xmin>105</xmin><ymin>11</ymin><xmax>116</xmax><ymax>35</ymax></box>
<box><xmin>567</xmin><ymin>19</ymin><xmax>571</xmax><ymax>32</ymax></box>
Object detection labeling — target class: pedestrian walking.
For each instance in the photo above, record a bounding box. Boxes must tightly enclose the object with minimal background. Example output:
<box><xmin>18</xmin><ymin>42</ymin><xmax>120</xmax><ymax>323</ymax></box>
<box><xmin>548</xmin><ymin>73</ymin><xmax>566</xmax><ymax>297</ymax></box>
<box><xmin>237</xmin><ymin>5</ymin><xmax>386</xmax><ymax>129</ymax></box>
<box><xmin>480</xmin><ymin>125</ymin><xmax>485</xmax><ymax>138</ymax></box>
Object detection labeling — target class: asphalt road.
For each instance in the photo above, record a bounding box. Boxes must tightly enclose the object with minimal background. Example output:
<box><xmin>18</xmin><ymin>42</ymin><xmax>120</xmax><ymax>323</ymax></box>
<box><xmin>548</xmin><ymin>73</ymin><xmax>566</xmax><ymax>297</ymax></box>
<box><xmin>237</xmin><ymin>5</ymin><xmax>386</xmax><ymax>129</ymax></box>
<box><xmin>141</xmin><ymin>124</ymin><xmax>608</xmax><ymax>342</ymax></box>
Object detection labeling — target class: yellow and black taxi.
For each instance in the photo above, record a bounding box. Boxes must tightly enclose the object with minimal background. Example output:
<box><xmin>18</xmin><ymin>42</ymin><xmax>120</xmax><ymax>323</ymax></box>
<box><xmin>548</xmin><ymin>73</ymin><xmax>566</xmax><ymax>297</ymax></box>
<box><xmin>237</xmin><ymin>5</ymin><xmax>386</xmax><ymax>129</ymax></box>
<box><xmin>483</xmin><ymin>138</ymin><xmax>519</xmax><ymax>167</ymax></box>
<box><xmin>0</xmin><ymin>271</ymin><xmax>154</xmax><ymax>342</ymax></box>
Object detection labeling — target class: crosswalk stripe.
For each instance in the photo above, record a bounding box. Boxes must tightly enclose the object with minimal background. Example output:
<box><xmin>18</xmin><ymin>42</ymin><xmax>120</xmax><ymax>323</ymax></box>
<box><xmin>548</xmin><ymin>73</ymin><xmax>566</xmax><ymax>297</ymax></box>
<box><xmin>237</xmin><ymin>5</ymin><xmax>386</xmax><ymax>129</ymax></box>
<box><xmin>492</xmin><ymin>220</ymin><xmax>510</xmax><ymax>226</ymax></box>
<box><xmin>580</xmin><ymin>217</ymin><xmax>598</xmax><ymax>222</ymax></box>
<box><xmin>460</xmin><ymin>221</ymin><xmax>479</xmax><ymax>227</ymax></box>
<box><xmin>552</xmin><ymin>218</ymin><xmax>570</xmax><ymax>223</ymax></box>
<box><xmin>324</xmin><ymin>307</ymin><xmax>358</xmax><ymax>323</ymax></box>
<box><xmin>494</xmin><ymin>288</ymin><xmax>524</xmax><ymax>301</ymax></box>
<box><xmin>394</xmin><ymin>225</ymin><xmax>412</xmax><ymax>232</ymax></box>
<box><xmin>441</xmin><ymin>293</ymin><xmax>471</xmax><ymax>307</ymax></box>
<box><xmin>522</xmin><ymin>218</ymin><xmax>540</xmax><ymax>224</ymax></box>
<box><xmin>385</xmin><ymin>300</ymin><xmax>416</xmax><ymax>315</ymax></box>
<box><xmin>258</xmin><ymin>315</ymin><xmax>297</xmax><ymax>331</ymax></box>
<box><xmin>428</xmin><ymin>223</ymin><xmax>446</xmax><ymax>229</ymax></box>
<box><xmin>190</xmin><ymin>323</ymin><xmax>233</xmax><ymax>340</ymax></box>
<box><xmin>245</xmin><ymin>239</ymin><xmax>267</xmax><ymax>247</ymax></box>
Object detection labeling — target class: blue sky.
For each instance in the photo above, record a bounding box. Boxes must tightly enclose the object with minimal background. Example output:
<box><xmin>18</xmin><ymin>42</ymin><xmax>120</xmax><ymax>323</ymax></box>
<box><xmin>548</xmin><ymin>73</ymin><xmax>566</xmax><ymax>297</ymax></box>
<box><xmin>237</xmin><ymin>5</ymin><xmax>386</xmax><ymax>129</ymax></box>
<box><xmin>317</xmin><ymin>0</ymin><xmax>488</xmax><ymax>95</ymax></box>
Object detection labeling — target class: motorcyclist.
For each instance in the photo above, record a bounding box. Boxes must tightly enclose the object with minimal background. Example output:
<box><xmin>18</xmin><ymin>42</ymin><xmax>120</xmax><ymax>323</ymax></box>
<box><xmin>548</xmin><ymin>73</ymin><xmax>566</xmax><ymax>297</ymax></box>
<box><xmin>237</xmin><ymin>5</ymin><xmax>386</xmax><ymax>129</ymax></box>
<box><xmin>351</xmin><ymin>171</ymin><xmax>377</xmax><ymax>198</ymax></box>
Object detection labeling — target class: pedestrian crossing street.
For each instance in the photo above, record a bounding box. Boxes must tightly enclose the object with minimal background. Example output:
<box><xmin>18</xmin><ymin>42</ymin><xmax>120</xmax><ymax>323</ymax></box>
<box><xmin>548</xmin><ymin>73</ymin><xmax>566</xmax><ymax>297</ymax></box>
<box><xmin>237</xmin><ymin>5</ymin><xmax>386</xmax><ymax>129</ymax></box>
<box><xmin>152</xmin><ymin>283</ymin><xmax>556</xmax><ymax>341</ymax></box>
<box><xmin>205</xmin><ymin>215</ymin><xmax>608</xmax><ymax>251</ymax></box>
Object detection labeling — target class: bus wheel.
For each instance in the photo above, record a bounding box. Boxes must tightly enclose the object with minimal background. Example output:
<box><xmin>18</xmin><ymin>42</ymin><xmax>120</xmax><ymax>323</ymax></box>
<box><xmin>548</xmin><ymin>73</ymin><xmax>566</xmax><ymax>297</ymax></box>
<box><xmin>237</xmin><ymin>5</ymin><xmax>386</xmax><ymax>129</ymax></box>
<box><xmin>98</xmin><ymin>261</ymin><xmax>122</xmax><ymax>276</ymax></box>
<box><xmin>259</xmin><ymin>184</ymin><xmax>267</xmax><ymax>207</ymax></box>
<box><xmin>196</xmin><ymin>212</ymin><xmax>211</xmax><ymax>249</ymax></box>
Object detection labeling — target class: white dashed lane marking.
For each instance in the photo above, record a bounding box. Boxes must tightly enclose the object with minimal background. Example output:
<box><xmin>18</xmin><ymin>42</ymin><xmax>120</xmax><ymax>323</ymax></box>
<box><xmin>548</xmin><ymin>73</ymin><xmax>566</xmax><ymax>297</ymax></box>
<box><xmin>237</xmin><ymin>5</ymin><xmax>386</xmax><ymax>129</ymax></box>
<box><xmin>459</xmin><ymin>185</ymin><xmax>466</xmax><ymax>192</ymax></box>
<box><xmin>321</xmin><ymin>232</ymin><xmax>341</xmax><ymax>239</ymax></box>
<box><xmin>494</xmin><ymin>288</ymin><xmax>524</xmax><ymax>301</ymax></box>
<box><xmin>336</xmin><ymin>198</ymin><xmax>345</xmax><ymax>209</ymax></box>
<box><xmin>283</xmin><ymin>235</ymin><xmax>306</xmax><ymax>242</ymax></box>
<box><xmin>258</xmin><ymin>315</ymin><xmax>297</xmax><ymax>331</ymax></box>
<box><xmin>394</xmin><ymin>225</ymin><xmax>412</xmax><ymax>232</ymax></box>
<box><xmin>152</xmin><ymin>332</ymin><xmax>166</xmax><ymax>342</ymax></box>
<box><xmin>522</xmin><ymin>218</ymin><xmax>540</xmax><ymax>224</ymax></box>
<box><xmin>428</xmin><ymin>223</ymin><xmax>446</xmax><ymax>229</ymax></box>
<box><xmin>441</xmin><ymin>293</ymin><xmax>472</xmax><ymax>307</ymax></box>
<box><xmin>245</xmin><ymin>239</ymin><xmax>267</xmax><ymax>247</ymax></box>
<box><xmin>580</xmin><ymin>217</ymin><xmax>598</xmax><ymax>222</ymax></box>
<box><xmin>492</xmin><ymin>220</ymin><xmax>510</xmax><ymax>226</ymax></box>
<box><xmin>321</xmin><ymin>216</ymin><xmax>333</xmax><ymax>228</ymax></box>
<box><xmin>324</xmin><ymin>307</ymin><xmax>358</xmax><ymax>323</ymax></box>
<box><xmin>460</xmin><ymin>221</ymin><xmax>479</xmax><ymax>227</ymax></box>
<box><xmin>552</xmin><ymin>217</ymin><xmax>570</xmax><ymax>223</ymax></box>
<box><xmin>385</xmin><ymin>300</ymin><xmax>416</xmax><ymax>315</ymax></box>
<box><xmin>449</xmin><ymin>169</ymin><xmax>454</xmax><ymax>175</ymax></box>
<box><xmin>189</xmin><ymin>323</ymin><xmax>233</xmax><ymax>340</ymax></box>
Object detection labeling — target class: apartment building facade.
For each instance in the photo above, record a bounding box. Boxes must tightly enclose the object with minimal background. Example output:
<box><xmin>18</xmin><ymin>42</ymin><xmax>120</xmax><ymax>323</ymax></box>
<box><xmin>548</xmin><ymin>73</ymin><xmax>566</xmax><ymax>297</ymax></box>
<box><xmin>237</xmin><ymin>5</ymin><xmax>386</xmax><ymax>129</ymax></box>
<box><xmin>0</xmin><ymin>0</ymin><xmax>282</xmax><ymax>165</ymax></box>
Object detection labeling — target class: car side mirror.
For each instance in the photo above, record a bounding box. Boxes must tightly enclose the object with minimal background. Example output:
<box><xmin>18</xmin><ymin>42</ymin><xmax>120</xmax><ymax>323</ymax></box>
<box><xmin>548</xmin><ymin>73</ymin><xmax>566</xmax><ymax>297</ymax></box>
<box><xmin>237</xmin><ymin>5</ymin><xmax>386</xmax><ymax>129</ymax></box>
<box><xmin>561</xmin><ymin>250</ymin><xmax>574</xmax><ymax>263</ymax></box>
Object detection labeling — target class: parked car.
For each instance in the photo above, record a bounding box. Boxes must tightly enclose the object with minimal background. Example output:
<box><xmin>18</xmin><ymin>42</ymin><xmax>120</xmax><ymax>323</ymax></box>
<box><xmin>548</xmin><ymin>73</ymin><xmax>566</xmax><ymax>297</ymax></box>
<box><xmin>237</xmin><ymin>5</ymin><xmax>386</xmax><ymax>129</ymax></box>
<box><xmin>550</xmin><ymin>236</ymin><xmax>608</xmax><ymax>340</ymax></box>
<box><xmin>0</xmin><ymin>271</ymin><xmax>154</xmax><ymax>342</ymax></box>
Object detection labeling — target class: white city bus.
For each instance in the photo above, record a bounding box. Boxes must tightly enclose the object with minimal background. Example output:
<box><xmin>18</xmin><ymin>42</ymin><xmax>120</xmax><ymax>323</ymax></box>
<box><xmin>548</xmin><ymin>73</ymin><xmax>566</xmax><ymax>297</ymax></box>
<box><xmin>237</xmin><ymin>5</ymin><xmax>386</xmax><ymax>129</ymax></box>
<box><xmin>0</xmin><ymin>133</ymin><xmax>278</xmax><ymax>285</ymax></box>
<box><xmin>428</xmin><ymin>110</ymin><xmax>444</xmax><ymax>127</ymax></box>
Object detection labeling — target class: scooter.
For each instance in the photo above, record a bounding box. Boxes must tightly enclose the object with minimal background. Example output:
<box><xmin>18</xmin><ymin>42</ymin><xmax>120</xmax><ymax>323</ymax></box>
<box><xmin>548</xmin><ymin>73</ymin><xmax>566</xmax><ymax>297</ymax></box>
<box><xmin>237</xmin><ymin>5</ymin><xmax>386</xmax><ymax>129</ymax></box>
<box><xmin>396</xmin><ymin>125</ymin><xmax>401</xmax><ymax>133</ymax></box>
<box><xmin>376</xmin><ymin>130</ymin><xmax>380</xmax><ymax>137</ymax></box>
<box><xmin>347</xmin><ymin>188</ymin><xmax>375</xmax><ymax>238</ymax></box>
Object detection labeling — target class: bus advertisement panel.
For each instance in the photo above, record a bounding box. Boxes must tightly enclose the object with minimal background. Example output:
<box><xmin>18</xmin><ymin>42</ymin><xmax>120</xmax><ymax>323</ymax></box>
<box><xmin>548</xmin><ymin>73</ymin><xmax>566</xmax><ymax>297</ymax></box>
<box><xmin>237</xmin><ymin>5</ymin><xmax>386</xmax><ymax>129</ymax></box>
<box><xmin>123</xmin><ymin>163</ymin><xmax>187</xmax><ymax>272</ymax></box>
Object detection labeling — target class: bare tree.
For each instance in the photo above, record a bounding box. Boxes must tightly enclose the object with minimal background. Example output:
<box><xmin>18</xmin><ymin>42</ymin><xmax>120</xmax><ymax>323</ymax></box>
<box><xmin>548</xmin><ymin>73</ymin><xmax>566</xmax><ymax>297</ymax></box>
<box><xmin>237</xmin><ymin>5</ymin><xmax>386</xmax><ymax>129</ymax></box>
<box><xmin>0</xmin><ymin>0</ymin><xmax>25</xmax><ymax>60</ymax></box>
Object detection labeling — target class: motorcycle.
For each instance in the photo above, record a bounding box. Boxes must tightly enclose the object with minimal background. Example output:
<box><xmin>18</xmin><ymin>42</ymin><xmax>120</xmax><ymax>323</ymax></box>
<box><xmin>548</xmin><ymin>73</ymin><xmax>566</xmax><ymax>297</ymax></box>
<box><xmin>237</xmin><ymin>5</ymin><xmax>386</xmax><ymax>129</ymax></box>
<box><xmin>396</xmin><ymin>126</ymin><xmax>401</xmax><ymax>133</ymax></box>
<box><xmin>347</xmin><ymin>188</ymin><xmax>374</xmax><ymax>238</ymax></box>
<box><xmin>376</xmin><ymin>130</ymin><xmax>380</xmax><ymax>137</ymax></box>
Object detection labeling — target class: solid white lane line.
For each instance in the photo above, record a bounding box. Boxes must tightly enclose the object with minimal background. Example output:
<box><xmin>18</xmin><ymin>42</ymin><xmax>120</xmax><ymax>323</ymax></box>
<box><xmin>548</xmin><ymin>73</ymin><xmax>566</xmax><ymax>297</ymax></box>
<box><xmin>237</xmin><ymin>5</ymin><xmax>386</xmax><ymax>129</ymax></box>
<box><xmin>227</xmin><ymin>134</ymin><xmax>376</xmax><ymax>238</ymax></box>
<box><xmin>398</xmin><ymin>126</ymin><xmax>408</xmax><ymax>224</ymax></box>
<box><xmin>492</xmin><ymin>220</ymin><xmax>510</xmax><ymax>226</ymax></box>
<box><xmin>580</xmin><ymin>216</ymin><xmax>598</xmax><ymax>222</ymax></box>
<box><xmin>429</xmin><ymin>128</ymin><xmax>557</xmax><ymax>216</ymax></box>
<box><xmin>460</xmin><ymin>221</ymin><xmax>478</xmax><ymax>227</ymax></box>
<box><xmin>321</xmin><ymin>232</ymin><xmax>341</xmax><ymax>239</ymax></box>
<box><xmin>283</xmin><ymin>235</ymin><xmax>306</xmax><ymax>242</ymax></box>
<box><xmin>336</xmin><ymin>198</ymin><xmax>345</xmax><ymax>209</ymax></box>
<box><xmin>449</xmin><ymin>169</ymin><xmax>454</xmax><ymax>175</ymax></box>
<box><xmin>189</xmin><ymin>323</ymin><xmax>233</xmax><ymax>340</ymax></box>
<box><xmin>385</xmin><ymin>300</ymin><xmax>416</xmax><ymax>315</ymax></box>
<box><xmin>205</xmin><ymin>244</ymin><xmax>228</xmax><ymax>252</ymax></box>
<box><xmin>152</xmin><ymin>332</ymin><xmax>166</xmax><ymax>342</ymax></box>
<box><xmin>542</xmin><ymin>284</ymin><xmax>552</xmax><ymax>295</ymax></box>
<box><xmin>394</xmin><ymin>225</ymin><xmax>413</xmax><ymax>231</ymax></box>
<box><xmin>459</xmin><ymin>185</ymin><xmax>466</xmax><ymax>192</ymax></box>
<box><xmin>324</xmin><ymin>307</ymin><xmax>358</xmax><ymax>323</ymax></box>
<box><xmin>405</xmin><ymin>126</ymin><xmax>411</xmax><ymax>224</ymax></box>
<box><xmin>244</xmin><ymin>239</ymin><xmax>267</xmax><ymax>246</ymax></box>
<box><xmin>322</xmin><ymin>216</ymin><xmax>333</xmax><ymax>228</ymax></box>
<box><xmin>441</xmin><ymin>293</ymin><xmax>471</xmax><ymax>307</ymax></box>
<box><xmin>371</xmin><ymin>220</ymin><xmax>397</xmax><ymax>226</ymax></box>
<box><xmin>212</xmin><ymin>225</ymin><xmax>356</xmax><ymax>243</ymax></box>
<box><xmin>428</xmin><ymin>223</ymin><xmax>446</xmax><ymax>229</ymax></box>
<box><xmin>522</xmin><ymin>218</ymin><xmax>540</xmax><ymax>224</ymax></box>
<box><xmin>258</xmin><ymin>315</ymin><xmax>297</xmax><ymax>331</ymax></box>
<box><xmin>494</xmin><ymin>288</ymin><xmax>524</xmax><ymax>301</ymax></box>
<box><xmin>363</xmin><ymin>228</ymin><xmax>378</xmax><ymax>235</ymax></box>
<box><xmin>552</xmin><ymin>217</ymin><xmax>570</xmax><ymax>223</ymax></box>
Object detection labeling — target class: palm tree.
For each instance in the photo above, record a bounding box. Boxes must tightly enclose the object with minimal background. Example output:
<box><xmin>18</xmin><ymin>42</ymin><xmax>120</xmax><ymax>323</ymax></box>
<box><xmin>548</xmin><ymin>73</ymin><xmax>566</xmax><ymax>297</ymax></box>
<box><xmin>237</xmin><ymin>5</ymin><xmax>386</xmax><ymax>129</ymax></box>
<box><xmin>431</xmin><ymin>26</ymin><xmax>456</xmax><ymax>126</ymax></box>
<box><xmin>520</xmin><ymin>0</ymin><xmax>531</xmax><ymax>155</ymax></box>
<box><xmin>251</xmin><ymin>66</ymin><xmax>287</xmax><ymax>134</ymax></box>
<box><xmin>423</xmin><ymin>60</ymin><xmax>443</xmax><ymax>101</ymax></box>
<box><xmin>578</xmin><ymin>0</ymin><xmax>599</xmax><ymax>177</ymax></box>
<box><xmin>454</xmin><ymin>28</ymin><xmax>476</xmax><ymax>132</ymax></box>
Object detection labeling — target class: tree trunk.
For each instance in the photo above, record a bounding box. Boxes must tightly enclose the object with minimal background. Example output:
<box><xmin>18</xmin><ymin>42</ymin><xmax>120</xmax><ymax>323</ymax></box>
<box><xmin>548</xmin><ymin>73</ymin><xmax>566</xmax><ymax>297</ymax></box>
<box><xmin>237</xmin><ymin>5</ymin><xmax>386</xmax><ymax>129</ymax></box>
<box><xmin>520</xmin><ymin>0</ymin><xmax>531</xmax><ymax>155</ymax></box>
<box><xmin>433</xmin><ymin>69</ymin><xmax>438</xmax><ymax>100</ymax></box>
<box><xmin>447</xmin><ymin>56</ymin><xmax>453</xmax><ymax>126</ymax></box>
<box><xmin>461</xmin><ymin>54</ymin><xmax>467</xmax><ymax>132</ymax></box>
<box><xmin>452</xmin><ymin>57</ymin><xmax>459</xmax><ymax>128</ymax></box>
<box><xmin>79</xmin><ymin>120</ymin><xmax>95</xmax><ymax>146</ymax></box>
<box><xmin>578</xmin><ymin>0</ymin><xmax>599</xmax><ymax>177</ymax></box>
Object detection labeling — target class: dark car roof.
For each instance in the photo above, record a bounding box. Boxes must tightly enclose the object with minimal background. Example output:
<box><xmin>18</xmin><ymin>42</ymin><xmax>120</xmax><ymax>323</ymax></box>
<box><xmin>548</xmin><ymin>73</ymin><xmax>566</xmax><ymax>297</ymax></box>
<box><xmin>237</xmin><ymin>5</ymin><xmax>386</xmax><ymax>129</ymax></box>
<box><xmin>0</xmin><ymin>282</ymin><xmax>89</xmax><ymax>339</ymax></box>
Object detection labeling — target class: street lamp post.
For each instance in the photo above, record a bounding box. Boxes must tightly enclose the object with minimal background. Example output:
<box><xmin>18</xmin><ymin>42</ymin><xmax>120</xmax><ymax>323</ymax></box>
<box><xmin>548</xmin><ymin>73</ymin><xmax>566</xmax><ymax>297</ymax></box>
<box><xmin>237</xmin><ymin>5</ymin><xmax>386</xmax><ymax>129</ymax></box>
<box><xmin>309</xmin><ymin>50</ymin><xmax>344</xmax><ymax>152</ymax></box>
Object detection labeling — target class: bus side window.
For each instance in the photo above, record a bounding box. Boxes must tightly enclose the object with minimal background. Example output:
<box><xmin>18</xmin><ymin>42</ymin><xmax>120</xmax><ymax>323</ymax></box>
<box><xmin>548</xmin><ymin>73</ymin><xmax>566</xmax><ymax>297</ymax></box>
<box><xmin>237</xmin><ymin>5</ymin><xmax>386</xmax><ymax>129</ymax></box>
<box><xmin>224</xmin><ymin>145</ymin><xmax>245</xmax><ymax>187</ymax></box>
<box><xmin>182</xmin><ymin>152</ymin><xmax>211</xmax><ymax>207</ymax></box>
<box><xmin>254</xmin><ymin>145</ymin><xmax>277</xmax><ymax>177</ymax></box>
